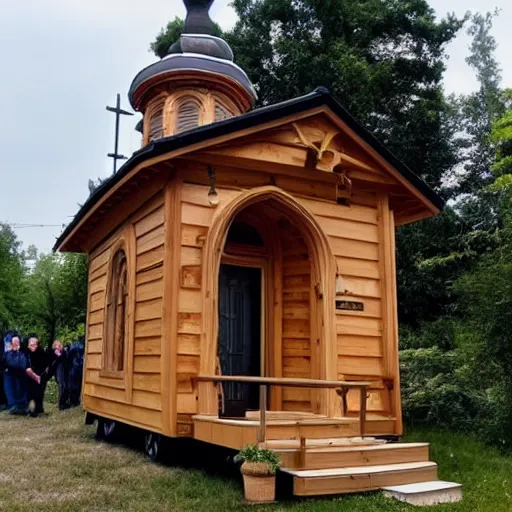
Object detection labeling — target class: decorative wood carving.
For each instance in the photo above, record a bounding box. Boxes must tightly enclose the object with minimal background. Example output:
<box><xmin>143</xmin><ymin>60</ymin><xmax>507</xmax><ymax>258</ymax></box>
<box><xmin>291</xmin><ymin>122</ymin><xmax>379</xmax><ymax>175</ymax></box>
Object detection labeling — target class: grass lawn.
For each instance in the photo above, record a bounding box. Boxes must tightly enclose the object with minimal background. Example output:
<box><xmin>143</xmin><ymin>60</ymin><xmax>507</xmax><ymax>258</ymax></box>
<box><xmin>0</xmin><ymin>404</ymin><xmax>511</xmax><ymax>511</ymax></box>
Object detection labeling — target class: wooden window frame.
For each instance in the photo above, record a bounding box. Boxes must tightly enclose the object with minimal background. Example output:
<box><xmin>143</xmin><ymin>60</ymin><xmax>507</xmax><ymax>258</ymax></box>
<box><xmin>175</xmin><ymin>96</ymin><xmax>203</xmax><ymax>134</ymax></box>
<box><xmin>166</xmin><ymin>91</ymin><xmax>207</xmax><ymax>135</ymax></box>
<box><xmin>144</xmin><ymin>94</ymin><xmax>167</xmax><ymax>145</ymax></box>
<box><xmin>211</xmin><ymin>92</ymin><xmax>239</xmax><ymax>122</ymax></box>
<box><xmin>101</xmin><ymin>237</ymin><xmax>130</xmax><ymax>379</ymax></box>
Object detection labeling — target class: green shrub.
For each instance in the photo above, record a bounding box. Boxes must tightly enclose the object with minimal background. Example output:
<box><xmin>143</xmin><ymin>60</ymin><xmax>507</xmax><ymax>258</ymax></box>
<box><xmin>400</xmin><ymin>347</ymin><xmax>478</xmax><ymax>431</ymax></box>
<box><xmin>234</xmin><ymin>445</ymin><xmax>281</xmax><ymax>475</ymax></box>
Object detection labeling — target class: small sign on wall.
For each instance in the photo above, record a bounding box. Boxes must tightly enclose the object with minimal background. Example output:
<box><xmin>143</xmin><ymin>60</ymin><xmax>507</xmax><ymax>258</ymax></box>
<box><xmin>336</xmin><ymin>300</ymin><xmax>364</xmax><ymax>312</ymax></box>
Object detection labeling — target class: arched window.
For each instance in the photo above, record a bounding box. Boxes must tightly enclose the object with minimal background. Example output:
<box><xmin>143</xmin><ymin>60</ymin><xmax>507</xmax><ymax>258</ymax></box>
<box><xmin>214</xmin><ymin>101</ymin><xmax>234</xmax><ymax>122</ymax></box>
<box><xmin>176</xmin><ymin>97</ymin><xmax>201</xmax><ymax>133</ymax></box>
<box><xmin>104</xmin><ymin>248</ymin><xmax>128</xmax><ymax>372</ymax></box>
<box><xmin>148</xmin><ymin>99</ymin><xmax>165</xmax><ymax>142</ymax></box>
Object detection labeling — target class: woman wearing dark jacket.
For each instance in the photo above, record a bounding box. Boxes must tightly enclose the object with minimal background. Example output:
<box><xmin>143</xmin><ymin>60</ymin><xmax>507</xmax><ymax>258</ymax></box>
<box><xmin>26</xmin><ymin>336</ymin><xmax>49</xmax><ymax>416</ymax></box>
<box><xmin>3</xmin><ymin>335</ymin><xmax>38</xmax><ymax>414</ymax></box>
<box><xmin>47</xmin><ymin>340</ymin><xmax>70</xmax><ymax>410</ymax></box>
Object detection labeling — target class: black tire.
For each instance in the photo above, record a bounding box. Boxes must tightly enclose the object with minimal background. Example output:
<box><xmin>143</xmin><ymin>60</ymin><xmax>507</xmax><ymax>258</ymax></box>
<box><xmin>96</xmin><ymin>417</ymin><xmax>119</xmax><ymax>442</ymax></box>
<box><xmin>144</xmin><ymin>432</ymin><xmax>164</xmax><ymax>461</ymax></box>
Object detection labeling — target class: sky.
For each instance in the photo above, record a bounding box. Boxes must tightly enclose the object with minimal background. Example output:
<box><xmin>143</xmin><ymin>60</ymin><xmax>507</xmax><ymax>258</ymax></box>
<box><xmin>0</xmin><ymin>0</ymin><xmax>510</xmax><ymax>255</ymax></box>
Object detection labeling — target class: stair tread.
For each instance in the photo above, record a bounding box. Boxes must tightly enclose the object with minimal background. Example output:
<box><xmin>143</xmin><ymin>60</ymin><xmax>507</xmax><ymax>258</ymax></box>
<box><xmin>266</xmin><ymin>437</ymin><xmax>385</xmax><ymax>449</ymax></box>
<box><xmin>282</xmin><ymin>461</ymin><xmax>437</xmax><ymax>478</ymax></box>
<box><xmin>305</xmin><ymin>442</ymin><xmax>429</xmax><ymax>454</ymax></box>
<box><xmin>383</xmin><ymin>480</ymin><xmax>462</xmax><ymax>493</ymax></box>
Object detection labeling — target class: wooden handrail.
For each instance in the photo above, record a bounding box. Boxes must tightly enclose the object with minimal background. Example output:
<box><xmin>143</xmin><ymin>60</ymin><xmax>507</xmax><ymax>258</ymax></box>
<box><xmin>196</xmin><ymin>375</ymin><xmax>371</xmax><ymax>389</ymax></box>
<box><xmin>196</xmin><ymin>375</ymin><xmax>370</xmax><ymax>443</ymax></box>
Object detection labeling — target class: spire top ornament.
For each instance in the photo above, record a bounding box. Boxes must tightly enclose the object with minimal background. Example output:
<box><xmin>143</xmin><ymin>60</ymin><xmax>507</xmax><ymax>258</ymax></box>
<box><xmin>183</xmin><ymin>0</ymin><xmax>215</xmax><ymax>35</ymax></box>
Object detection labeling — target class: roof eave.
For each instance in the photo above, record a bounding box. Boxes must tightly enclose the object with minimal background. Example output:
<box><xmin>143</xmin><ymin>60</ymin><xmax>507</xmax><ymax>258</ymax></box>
<box><xmin>54</xmin><ymin>89</ymin><xmax>443</xmax><ymax>252</ymax></box>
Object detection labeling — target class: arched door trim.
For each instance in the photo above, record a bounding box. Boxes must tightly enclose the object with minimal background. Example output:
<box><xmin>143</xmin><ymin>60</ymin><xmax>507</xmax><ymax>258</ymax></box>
<box><xmin>199</xmin><ymin>186</ymin><xmax>338</xmax><ymax>416</ymax></box>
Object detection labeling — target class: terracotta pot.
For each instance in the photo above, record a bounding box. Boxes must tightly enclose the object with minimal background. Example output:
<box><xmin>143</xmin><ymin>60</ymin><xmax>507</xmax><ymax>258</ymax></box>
<box><xmin>241</xmin><ymin>462</ymin><xmax>276</xmax><ymax>502</ymax></box>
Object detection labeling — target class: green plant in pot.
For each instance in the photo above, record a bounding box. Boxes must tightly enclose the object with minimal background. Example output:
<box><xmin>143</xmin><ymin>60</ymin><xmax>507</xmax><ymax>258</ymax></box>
<box><xmin>235</xmin><ymin>444</ymin><xmax>281</xmax><ymax>502</ymax></box>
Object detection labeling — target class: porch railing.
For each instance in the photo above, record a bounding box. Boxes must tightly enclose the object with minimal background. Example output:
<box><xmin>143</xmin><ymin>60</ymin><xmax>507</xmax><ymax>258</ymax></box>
<box><xmin>195</xmin><ymin>375</ymin><xmax>371</xmax><ymax>443</ymax></box>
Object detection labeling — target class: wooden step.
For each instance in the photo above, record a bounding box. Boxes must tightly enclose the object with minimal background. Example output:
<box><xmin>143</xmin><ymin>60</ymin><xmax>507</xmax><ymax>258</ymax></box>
<box><xmin>246</xmin><ymin>410</ymin><xmax>325</xmax><ymax>421</ymax></box>
<box><xmin>383</xmin><ymin>480</ymin><xmax>462</xmax><ymax>506</ymax></box>
<box><xmin>282</xmin><ymin>461</ymin><xmax>438</xmax><ymax>496</ymax></box>
<box><xmin>264</xmin><ymin>436</ymin><xmax>386</xmax><ymax>450</ymax></box>
<box><xmin>277</xmin><ymin>442</ymin><xmax>430</xmax><ymax>469</ymax></box>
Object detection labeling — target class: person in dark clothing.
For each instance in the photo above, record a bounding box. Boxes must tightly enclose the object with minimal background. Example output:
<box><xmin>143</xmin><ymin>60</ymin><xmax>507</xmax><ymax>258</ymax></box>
<box><xmin>3</xmin><ymin>335</ymin><xmax>36</xmax><ymax>414</ymax></box>
<box><xmin>67</xmin><ymin>337</ymin><xmax>84</xmax><ymax>407</ymax></box>
<box><xmin>0</xmin><ymin>334</ymin><xmax>9</xmax><ymax>411</ymax></box>
<box><xmin>1</xmin><ymin>331</ymin><xmax>19</xmax><ymax>410</ymax></box>
<box><xmin>47</xmin><ymin>340</ymin><xmax>70</xmax><ymax>410</ymax></box>
<box><xmin>26</xmin><ymin>336</ymin><xmax>49</xmax><ymax>416</ymax></box>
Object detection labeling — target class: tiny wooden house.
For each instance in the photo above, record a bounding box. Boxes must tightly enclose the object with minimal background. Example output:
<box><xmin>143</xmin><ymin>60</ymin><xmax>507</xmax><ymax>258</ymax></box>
<box><xmin>56</xmin><ymin>0</ymin><xmax>460</xmax><ymax>500</ymax></box>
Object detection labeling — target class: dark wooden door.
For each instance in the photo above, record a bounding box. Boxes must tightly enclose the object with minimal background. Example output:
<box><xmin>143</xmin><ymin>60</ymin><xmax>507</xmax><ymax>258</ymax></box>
<box><xmin>218</xmin><ymin>264</ymin><xmax>261</xmax><ymax>418</ymax></box>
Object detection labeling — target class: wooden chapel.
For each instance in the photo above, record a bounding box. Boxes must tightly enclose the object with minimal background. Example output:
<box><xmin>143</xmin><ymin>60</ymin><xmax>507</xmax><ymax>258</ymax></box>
<box><xmin>55</xmin><ymin>0</ymin><xmax>462</xmax><ymax>500</ymax></box>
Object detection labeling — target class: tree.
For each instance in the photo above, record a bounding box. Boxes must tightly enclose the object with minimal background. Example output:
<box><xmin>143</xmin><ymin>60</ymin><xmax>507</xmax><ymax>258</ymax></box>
<box><xmin>152</xmin><ymin>1</ymin><xmax>464</xmax><ymax>189</ymax></box>
<box><xmin>448</xmin><ymin>12</ymin><xmax>505</xmax><ymax>198</ymax></box>
<box><xmin>0</xmin><ymin>223</ymin><xmax>25</xmax><ymax>333</ymax></box>
<box><xmin>150</xmin><ymin>16</ymin><xmax>222</xmax><ymax>58</ymax></box>
<box><xmin>22</xmin><ymin>252</ymin><xmax>88</xmax><ymax>345</ymax></box>
<box><xmin>397</xmin><ymin>12</ymin><xmax>507</xmax><ymax>327</ymax></box>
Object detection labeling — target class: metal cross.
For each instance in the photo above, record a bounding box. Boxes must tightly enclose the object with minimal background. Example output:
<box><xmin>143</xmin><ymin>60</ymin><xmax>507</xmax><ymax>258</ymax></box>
<box><xmin>106</xmin><ymin>93</ymin><xmax>134</xmax><ymax>174</ymax></box>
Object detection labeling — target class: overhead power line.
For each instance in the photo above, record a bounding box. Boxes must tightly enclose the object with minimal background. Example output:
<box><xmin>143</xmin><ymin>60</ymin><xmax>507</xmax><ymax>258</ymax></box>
<box><xmin>8</xmin><ymin>223</ymin><xmax>64</xmax><ymax>229</ymax></box>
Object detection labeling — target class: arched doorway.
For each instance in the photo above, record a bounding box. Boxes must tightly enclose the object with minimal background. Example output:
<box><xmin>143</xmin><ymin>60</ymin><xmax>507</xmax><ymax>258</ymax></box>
<box><xmin>199</xmin><ymin>187</ymin><xmax>338</xmax><ymax>417</ymax></box>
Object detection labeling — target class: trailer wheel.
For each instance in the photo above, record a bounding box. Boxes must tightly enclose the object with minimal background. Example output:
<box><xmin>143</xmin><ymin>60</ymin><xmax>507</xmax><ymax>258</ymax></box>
<box><xmin>144</xmin><ymin>432</ymin><xmax>163</xmax><ymax>461</ymax></box>
<box><xmin>96</xmin><ymin>418</ymin><xmax>119</xmax><ymax>441</ymax></box>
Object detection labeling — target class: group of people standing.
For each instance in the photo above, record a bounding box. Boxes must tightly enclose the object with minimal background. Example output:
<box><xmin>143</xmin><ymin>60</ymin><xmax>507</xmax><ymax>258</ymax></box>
<box><xmin>0</xmin><ymin>332</ymin><xmax>84</xmax><ymax>417</ymax></box>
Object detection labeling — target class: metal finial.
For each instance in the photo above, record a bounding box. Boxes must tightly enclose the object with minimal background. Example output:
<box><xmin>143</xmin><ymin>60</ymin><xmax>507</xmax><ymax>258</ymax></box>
<box><xmin>183</xmin><ymin>0</ymin><xmax>215</xmax><ymax>34</ymax></box>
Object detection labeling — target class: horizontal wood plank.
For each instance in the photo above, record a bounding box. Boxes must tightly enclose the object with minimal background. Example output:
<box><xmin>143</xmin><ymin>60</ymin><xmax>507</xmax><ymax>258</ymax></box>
<box><xmin>136</xmin><ymin>280</ymin><xmax>163</xmax><ymax>302</ymax></box>
<box><xmin>181</xmin><ymin>202</ymin><xmax>214</xmax><ymax>227</ymax></box>
<box><xmin>134</xmin><ymin>205</ymin><xmax>164</xmax><ymax>238</ymax></box>
<box><xmin>132</xmin><ymin>389</ymin><xmax>163</xmax><ymax>411</ymax></box>
<box><xmin>337</xmin><ymin>335</ymin><xmax>383</xmax><ymax>358</ymax></box>
<box><xmin>338</xmin><ymin>355</ymin><xmax>384</xmax><ymax>377</ymax></box>
<box><xmin>317</xmin><ymin>217</ymin><xmax>379</xmax><ymax>243</ymax></box>
<box><xmin>298</xmin><ymin>197</ymin><xmax>378</xmax><ymax>225</ymax></box>
<box><xmin>177</xmin><ymin>334</ymin><xmax>201</xmax><ymax>355</ymax></box>
<box><xmin>84</xmin><ymin>369</ymin><xmax>125</xmax><ymax>390</ymax></box>
<box><xmin>83</xmin><ymin>395</ymin><xmax>162</xmax><ymax>430</ymax></box>
<box><xmin>136</xmin><ymin>265</ymin><xmax>164</xmax><ymax>285</ymax></box>
<box><xmin>133</xmin><ymin>355</ymin><xmax>161</xmax><ymax>374</ymax></box>
<box><xmin>136</xmin><ymin>225</ymin><xmax>165</xmax><ymax>255</ymax></box>
<box><xmin>178</xmin><ymin>289</ymin><xmax>202</xmax><ymax>313</ymax></box>
<box><xmin>134</xmin><ymin>318</ymin><xmax>162</xmax><ymax>338</ymax></box>
<box><xmin>328</xmin><ymin>237</ymin><xmax>379</xmax><ymax>261</ymax></box>
<box><xmin>136</xmin><ymin>246</ymin><xmax>164</xmax><ymax>271</ymax></box>
<box><xmin>134</xmin><ymin>337</ymin><xmax>161</xmax><ymax>356</ymax></box>
<box><xmin>135</xmin><ymin>298</ymin><xmax>163</xmax><ymax>322</ymax></box>
<box><xmin>178</xmin><ymin>313</ymin><xmax>202</xmax><ymax>334</ymax></box>
<box><xmin>181</xmin><ymin>224</ymin><xmax>208</xmax><ymax>248</ymax></box>
<box><xmin>133</xmin><ymin>373</ymin><xmax>161</xmax><ymax>393</ymax></box>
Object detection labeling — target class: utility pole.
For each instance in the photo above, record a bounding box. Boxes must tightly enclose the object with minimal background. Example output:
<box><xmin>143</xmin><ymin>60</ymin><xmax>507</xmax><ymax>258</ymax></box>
<box><xmin>106</xmin><ymin>93</ymin><xmax>134</xmax><ymax>174</ymax></box>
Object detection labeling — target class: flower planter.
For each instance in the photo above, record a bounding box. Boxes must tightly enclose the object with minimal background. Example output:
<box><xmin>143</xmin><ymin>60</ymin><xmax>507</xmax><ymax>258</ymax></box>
<box><xmin>241</xmin><ymin>461</ymin><xmax>276</xmax><ymax>502</ymax></box>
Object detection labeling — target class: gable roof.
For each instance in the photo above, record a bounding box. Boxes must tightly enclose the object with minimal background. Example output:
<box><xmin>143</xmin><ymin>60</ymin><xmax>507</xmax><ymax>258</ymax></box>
<box><xmin>54</xmin><ymin>87</ymin><xmax>443</xmax><ymax>251</ymax></box>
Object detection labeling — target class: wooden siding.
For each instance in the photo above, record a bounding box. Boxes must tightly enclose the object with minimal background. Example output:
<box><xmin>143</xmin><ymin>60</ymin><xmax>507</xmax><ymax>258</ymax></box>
<box><xmin>280</xmin><ymin>220</ymin><xmax>313</xmax><ymax>412</ymax></box>
<box><xmin>296</xmin><ymin>196</ymin><xmax>391</xmax><ymax>417</ymax></box>
<box><xmin>176</xmin><ymin>178</ymin><xmax>394</xmax><ymax>425</ymax></box>
<box><xmin>83</xmin><ymin>192</ymin><xmax>165</xmax><ymax>432</ymax></box>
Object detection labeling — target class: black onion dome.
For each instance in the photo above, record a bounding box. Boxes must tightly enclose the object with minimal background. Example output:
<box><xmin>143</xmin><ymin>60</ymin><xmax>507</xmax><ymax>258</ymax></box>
<box><xmin>128</xmin><ymin>0</ymin><xmax>257</xmax><ymax>109</ymax></box>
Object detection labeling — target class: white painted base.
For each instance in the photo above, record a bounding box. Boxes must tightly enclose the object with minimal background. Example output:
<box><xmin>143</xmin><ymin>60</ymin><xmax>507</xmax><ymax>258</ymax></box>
<box><xmin>383</xmin><ymin>481</ymin><xmax>462</xmax><ymax>507</ymax></box>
